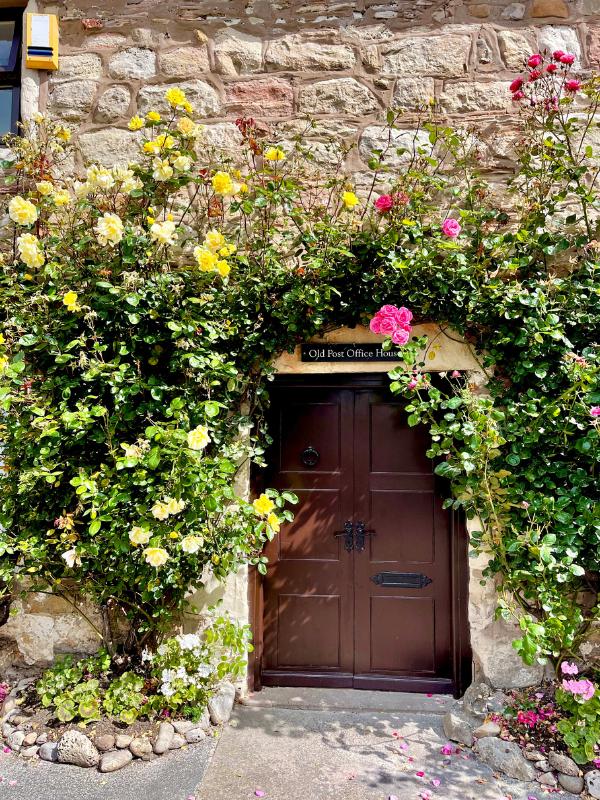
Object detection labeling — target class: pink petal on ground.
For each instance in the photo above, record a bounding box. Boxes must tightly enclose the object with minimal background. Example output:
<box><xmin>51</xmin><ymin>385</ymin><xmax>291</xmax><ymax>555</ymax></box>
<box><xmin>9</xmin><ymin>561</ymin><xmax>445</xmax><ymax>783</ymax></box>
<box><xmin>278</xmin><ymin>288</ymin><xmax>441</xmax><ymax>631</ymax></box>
<box><xmin>527</xmin><ymin>796</ymin><xmax>538</xmax><ymax>800</ymax></box>
<box><xmin>420</xmin><ymin>793</ymin><xmax>432</xmax><ymax>800</ymax></box>
<box><xmin>426</xmin><ymin>693</ymin><xmax>433</xmax><ymax>698</ymax></box>
<box><xmin>431</xmin><ymin>779</ymin><xmax>441</xmax><ymax>787</ymax></box>
<box><xmin>398</xmin><ymin>742</ymin><xmax>409</xmax><ymax>750</ymax></box>
<box><xmin>2</xmin><ymin>748</ymin><xmax>10</xmax><ymax>754</ymax></box>
<box><xmin>408</xmin><ymin>756</ymin><xmax>415</xmax><ymax>762</ymax></box>
<box><xmin>388</xmin><ymin>795</ymin><xmax>399</xmax><ymax>800</ymax></box>
<box><xmin>9</xmin><ymin>781</ymin><xmax>16</xmax><ymax>786</ymax></box>
<box><xmin>255</xmin><ymin>792</ymin><xmax>266</xmax><ymax>798</ymax></box>
<box><xmin>416</xmin><ymin>771</ymin><xmax>425</xmax><ymax>777</ymax></box>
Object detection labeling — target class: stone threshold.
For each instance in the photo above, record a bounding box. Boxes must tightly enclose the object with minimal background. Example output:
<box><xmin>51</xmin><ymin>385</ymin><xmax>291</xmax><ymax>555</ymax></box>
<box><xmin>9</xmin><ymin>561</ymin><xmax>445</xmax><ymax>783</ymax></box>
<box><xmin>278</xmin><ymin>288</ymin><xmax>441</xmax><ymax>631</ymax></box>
<box><xmin>240</xmin><ymin>687</ymin><xmax>454</xmax><ymax>714</ymax></box>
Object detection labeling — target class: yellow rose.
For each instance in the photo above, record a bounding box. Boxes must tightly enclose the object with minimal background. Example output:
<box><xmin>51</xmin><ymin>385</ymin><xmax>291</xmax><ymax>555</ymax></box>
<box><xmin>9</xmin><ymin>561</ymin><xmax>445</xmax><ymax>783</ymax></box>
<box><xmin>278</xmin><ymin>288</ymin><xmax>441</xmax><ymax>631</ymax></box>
<box><xmin>128</xmin><ymin>115</ymin><xmax>144</xmax><ymax>131</ymax></box>
<box><xmin>152</xmin><ymin>158</ymin><xmax>174</xmax><ymax>181</ymax></box>
<box><xmin>150</xmin><ymin>219</ymin><xmax>177</xmax><ymax>246</ymax></box>
<box><xmin>165</xmin><ymin>87</ymin><xmax>187</xmax><ymax>108</ymax></box>
<box><xmin>342</xmin><ymin>191</ymin><xmax>359</xmax><ymax>210</ymax></box>
<box><xmin>17</xmin><ymin>233</ymin><xmax>44</xmax><ymax>269</ymax></box>
<box><xmin>0</xmin><ymin>355</ymin><xmax>8</xmax><ymax>372</ymax></box>
<box><xmin>56</xmin><ymin>126</ymin><xmax>71</xmax><ymax>142</ymax></box>
<box><xmin>177</xmin><ymin>117</ymin><xmax>200</xmax><ymax>137</ymax></box>
<box><xmin>187</xmin><ymin>425</ymin><xmax>210</xmax><ymax>451</ymax></box>
<box><xmin>267</xmin><ymin>512</ymin><xmax>280</xmax><ymax>533</ymax></box>
<box><xmin>181</xmin><ymin>535</ymin><xmax>203</xmax><ymax>554</ymax></box>
<box><xmin>95</xmin><ymin>212</ymin><xmax>124</xmax><ymax>246</ymax></box>
<box><xmin>9</xmin><ymin>196</ymin><xmax>38</xmax><ymax>226</ymax></box>
<box><xmin>151</xmin><ymin>501</ymin><xmax>170</xmax><ymax>521</ymax></box>
<box><xmin>63</xmin><ymin>291</ymin><xmax>78</xmax><ymax>309</ymax></box>
<box><xmin>146</xmin><ymin>111</ymin><xmax>161</xmax><ymax>122</ymax></box>
<box><xmin>86</xmin><ymin>165</ymin><xmax>115</xmax><ymax>190</ymax></box>
<box><xmin>165</xmin><ymin>497</ymin><xmax>186</xmax><ymax>516</ymax></box>
<box><xmin>264</xmin><ymin>146</ymin><xmax>286</xmax><ymax>162</ymax></box>
<box><xmin>216</xmin><ymin>260</ymin><xmax>230</xmax><ymax>278</ymax></box>
<box><xmin>182</xmin><ymin>100</ymin><xmax>193</xmax><ymax>114</ymax></box>
<box><xmin>193</xmin><ymin>246</ymin><xmax>218</xmax><ymax>272</ymax></box>
<box><xmin>173</xmin><ymin>155</ymin><xmax>192</xmax><ymax>172</ymax></box>
<box><xmin>36</xmin><ymin>181</ymin><xmax>54</xmax><ymax>196</ymax></box>
<box><xmin>53</xmin><ymin>190</ymin><xmax>71</xmax><ymax>207</ymax></box>
<box><xmin>129</xmin><ymin>526</ymin><xmax>151</xmax><ymax>546</ymax></box>
<box><xmin>211</xmin><ymin>171</ymin><xmax>234</xmax><ymax>196</ymax></box>
<box><xmin>0</xmin><ymin>333</ymin><xmax>5</xmax><ymax>344</ymax></box>
<box><xmin>143</xmin><ymin>547</ymin><xmax>169</xmax><ymax>568</ymax></box>
<box><xmin>204</xmin><ymin>229</ymin><xmax>226</xmax><ymax>252</ymax></box>
<box><xmin>253</xmin><ymin>493</ymin><xmax>275</xmax><ymax>516</ymax></box>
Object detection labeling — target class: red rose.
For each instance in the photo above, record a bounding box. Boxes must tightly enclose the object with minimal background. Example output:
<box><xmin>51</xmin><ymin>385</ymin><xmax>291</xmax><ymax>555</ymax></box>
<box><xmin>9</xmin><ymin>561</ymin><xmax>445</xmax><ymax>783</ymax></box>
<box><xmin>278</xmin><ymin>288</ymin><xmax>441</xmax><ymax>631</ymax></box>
<box><xmin>374</xmin><ymin>194</ymin><xmax>393</xmax><ymax>213</ymax></box>
<box><xmin>552</xmin><ymin>49</ymin><xmax>565</xmax><ymax>61</ymax></box>
<box><xmin>527</xmin><ymin>54</ymin><xmax>543</xmax><ymax>67</ymax></box>
<box><xmin>528</xmin><ymin>69</ymin><xmax>542</xmax><ymax>82</ymax></box>
<box><xmin>560</xmin><ymin>53</ymin><xmax>576</xmax><ymax>65</ymax></box>
<box><xmin>546</xmin><ymin>63</ymin><xmax>557</xmax><ymax>73</ymax></box>
<box><xmin>509</xmin><ymin>77</ymin><xmax>524</xmax><ymax>93</ymax></box>
<box><xmin>565</xmin><ymin>79</ymin><xmax>581</xmax><ymax>93</ymax></box>
<box><xmin>512</xmin><ymin>90</ymin><xmax>525</xmax><ymax>101</ymax></box>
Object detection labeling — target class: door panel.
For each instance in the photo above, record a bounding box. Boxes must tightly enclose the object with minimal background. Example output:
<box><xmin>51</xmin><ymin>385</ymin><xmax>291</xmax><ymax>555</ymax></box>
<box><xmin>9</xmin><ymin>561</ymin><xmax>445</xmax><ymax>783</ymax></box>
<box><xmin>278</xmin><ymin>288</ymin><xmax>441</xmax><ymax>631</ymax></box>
<box><xmin>261</xmin><ymin>379</ymin><xmax>459</xmax><ymax>693</ymax></box>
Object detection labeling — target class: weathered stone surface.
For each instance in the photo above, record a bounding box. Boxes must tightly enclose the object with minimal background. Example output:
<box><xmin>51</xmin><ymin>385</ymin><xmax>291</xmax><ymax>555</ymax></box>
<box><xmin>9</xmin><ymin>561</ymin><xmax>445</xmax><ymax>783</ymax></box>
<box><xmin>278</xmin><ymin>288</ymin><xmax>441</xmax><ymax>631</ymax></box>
<box><xmin>468</xmin><ymin>4</ymin><xmax>490</xmax><ymax>18</ymax></box>
<box><xmin>7</xmin><ymin>730</ymin><xmax>25</xmax><ymax>751</ymax></box>
<box><xmin>442</xmin><ymin>710</ymin><xmax>474</xmax><ymax>746</ymax></box>
<box><xmin>184</xmin><ymin>726</ymin><xmax>207</xmax><ymax>743</ymax></box>
<box><xmin>172</xmin><ymin>719</ymin><xmax>196</xmax><ymax>734</ymax></box>
<box><xmin>22</xmin><ymin>731</ymin><xmax>38</xmax><ymax>746</ymax></box>
<box><xmin>57</xmin><ymin>730</ymin><xmax>99</xmax><ymax>768</ymax></box>
<box><xmin>439</xmin><ymin>82</ymin><xmax>510</xmax><ymax>114</ymax></box>
<box><xmin>548</xmin><ymin>750</ymin><xmax>579</xmax><ymax>776</ymax></box>
<box><xmin>537</xmin><ymin>771</ymin><xmax>558</xmax><ymax>786</ymax></box>
<box><xmin>392</xmin><ymin>78</ymin><xmax>435</xmax><ymax>109</ymax></box>
<box><xmin>169</xmin><ymin>733</ymin><xmax>186</xmax><ymax>749</ymax></box>
<box><xmin>21</xmin><ymin>745</ymin><xmax>39</xmax><ymax>758</ymax></box>
<box><xmin>501</xmin><ymin>2</ymin><xmax>526</xmax><ymax>19</ymax></box>
<box><xmin>538</xmin><ymin>26</ymin><xmax>581</xmax><ymax>62</ymax></box>
<box><xmin>95</xmin><ymin>85</ymin><xmax>131</xmax><ymax>122</ymax></box>
<box><xmin>208</xmin><ymin>683</ymin><xmax>236</xmax><ymax>725</ymax></box>
<box><xmin>473</xmin><ymin>721</ymin><xmax>501</xmax><ymax>738</ymax></box>
<box><xmin>524</xmin><ymin>748</ymin><xmax>546</xmax><ymax>762</ymax></box>
<box><xmin>138</xmin><ymin>81</ymin><xmax>221</xmax><ymax>117</ymax></box>
<box><xmin>498</xmin><ymin>29</ymin><xmax>537</xmax><ymax>71</ymax></box>
<box><xmin>153</xmin><ymin>721</ymin><xmax>174</xmax><ymax>754</ymax></box>
<box><xmin>201</xmin><ymin>122</ymin><xmax>244</xmax><ymax>152</ymax></box>
<box><xmin>225</xmin><ymin>78</ymin><xmax>293</xmax><ymax>116</ymax></box>
<box><xmin>49</xmin><ymin>80</ymin><xmax>97</xmax><ymax>122</ymax></box>
<box><xmin>109</xmin><ymin>48</ymin><xmax>157</xmax><ymax>80</ymax></box>
<box><xmin>36</xmin><ymin>732</ymin><xmax>48</xmax><ymax>744</ymax></box>
<box><xmin>39</xmin><ymin>741</ymin><xmax>59</xmax><ymax>762</ymax></box>
<box><xmin>532</xmin><ymin>0</ymin><xmax>569</xmax><ymax>17</ymax></box>
<box><xmin>486</xmin><ymin>691</ymin><xmax>510</xmax><ymax>713</ymax></box>
<box><xmin>99</xmin><ymin>749</ymin><xmax>133</xmax><ymax>772</ymax></box>
<box><xmin>1</xmin><ymin>696</ymin><xmax>17</xmax><ymax>717</ymax></box>
<box><xmin>340</xmin><ymin>24</ymin><xmax>394</xmax><ymax>44</ymax></box>
<box><xmin>588</xmin><ymin>26</ymin><xmax>600</xmax><ymax>66</ymax></box>
<box><xmin>462</xmin><ymin>682</ymin><xmax>492</xmax><ymax>718</ymax></box>
<box><xmin>585</xmin><ymin>770</ymin><xmax>600</xmax><ymax>799</ymax></box>
<box><xmin>359</xmin><ymin>125</ymin><xmax>430</xmax><ymax>168</ymax></box>
<box><xmin>535</xmin><ymin>759</ymin><xmax>551</xmax><ymax>771</ymax></box>
<box><xmin>132</xmin><ymin>27</ymin><xmax>168</xmax><ymax>48</ymax></box>
<box><xmin>474</xmin><ymin>737</ymin><xmax>535</xmax><ymax>781</ymax></box>
<box><xmin>115</xmin><ymin>734</ymin><xmax>133</xmax><ymax>748</ymax></box>
<box><xmin>56</xmin><ymin>54</ymin><xmax>103</xmax><ymax>80</ymax></box>
<box><xmin>129</xmin><ymin>737</ymin><xmax>153</xmax><ymax>758</ymax></box>
<box><xmin>298</xmin><ymin>78</ymin><xmax>379</xmax><ymax>115</ymax></box>
<box><xmin>214</xmin><ymin>29</ymin><xmax>262</xmax><ymax>75</ymax></box>
<box><xmin>382</xmin><ymin>35</ymin><xmax>471</xmax><ymax>77</ymax></box>
<box><xmin>78</xmin><ymin>128</ymin><xmax>142</xmax><ymax>167</ymax></box>
<box><xmin>159</xmin><ymin>47</ymin><xmax>210</xmax><ymax>78</ymax></box>
<box><xmin>266</xmin><ymin>35</ymin><xmax>355</xmax><ymax>71</ymax></box>
<box><xmin>557</xmin><ymin>773</ymin><xmax>584</xmax><ymax>793</ymax></box>
<box><xmin>95</xmin><ymin>733</ymin><xmax>115</xmax><ymax>752</ymax></box>
<box><xmin>86</xmin><ymin>33</ymin><xmax>128</xmax><ymax>49</ymax></box>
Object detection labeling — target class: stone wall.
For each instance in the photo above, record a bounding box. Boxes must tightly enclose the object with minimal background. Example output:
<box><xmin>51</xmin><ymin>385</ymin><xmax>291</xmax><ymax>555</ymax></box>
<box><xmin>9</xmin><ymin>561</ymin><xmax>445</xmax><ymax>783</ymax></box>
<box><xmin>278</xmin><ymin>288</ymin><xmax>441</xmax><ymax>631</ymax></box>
<box><xmin>2</xmin><ymin>0</ymin><xmax>599</xmax><ymax>683</ymax></box>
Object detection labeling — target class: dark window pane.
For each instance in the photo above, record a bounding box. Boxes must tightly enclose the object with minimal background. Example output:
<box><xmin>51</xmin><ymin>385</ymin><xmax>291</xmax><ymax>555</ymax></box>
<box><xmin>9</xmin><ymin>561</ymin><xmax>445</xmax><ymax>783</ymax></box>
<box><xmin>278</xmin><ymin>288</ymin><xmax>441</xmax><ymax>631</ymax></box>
<box><xmin>0</xmin><ymin>21</ymin><xmax>16</xmax><ymax>70</ymax></box>
<box><xmin>0</xmin><ymin>87</ymin><xmax>16</xmax><ymax>135</ymax></box>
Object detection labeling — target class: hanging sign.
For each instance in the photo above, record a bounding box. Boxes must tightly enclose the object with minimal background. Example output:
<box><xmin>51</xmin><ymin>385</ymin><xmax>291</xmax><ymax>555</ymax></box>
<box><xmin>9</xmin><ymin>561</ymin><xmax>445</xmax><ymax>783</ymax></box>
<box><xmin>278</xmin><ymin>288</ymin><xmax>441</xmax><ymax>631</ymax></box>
<box><xmin>301</xmin><ymin>343</ymin><xmax>404</xmax><ymax>362</ymax></box>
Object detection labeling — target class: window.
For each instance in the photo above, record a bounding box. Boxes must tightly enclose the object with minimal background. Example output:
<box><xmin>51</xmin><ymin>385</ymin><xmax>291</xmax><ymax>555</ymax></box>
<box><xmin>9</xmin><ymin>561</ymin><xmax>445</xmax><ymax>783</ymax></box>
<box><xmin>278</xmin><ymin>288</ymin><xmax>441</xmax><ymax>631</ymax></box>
<box><xmin>0</xmin><ymin>10</ymin><xmax>21</xmax><ymax>135</ymax></box>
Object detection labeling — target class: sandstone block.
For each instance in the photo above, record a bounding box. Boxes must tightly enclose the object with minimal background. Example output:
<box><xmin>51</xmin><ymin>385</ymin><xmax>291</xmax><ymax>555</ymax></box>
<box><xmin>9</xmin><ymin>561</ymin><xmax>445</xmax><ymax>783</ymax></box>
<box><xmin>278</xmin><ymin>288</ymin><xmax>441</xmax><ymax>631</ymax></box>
<box><xmin>266</xmin><ymin>35</ymin><xmax>356</xmax><ymax>71</ymax></box>
<box><xmin>298</xmin><ymin>78</ymin><xmax>379</xmax><ymax>115</ymax></box>
<box><xmin>382</xmin><ymin>35</ymin><xmax>471</xmax><ymax>77</ymax></box>
<box><xmin>78</xmin><ymin>128</ymin><xmax>142</xmax><ymax>167</ymax></box>
<box><xmin>138</xmin><ymin>81</ymin><xmax>221</xmax><ymax>117</ymax></box>
<box><xmin>498</xmin><ymin>29</ymin><xmax>537</xmax><ymax>71</ymax></box>
<box><xmin>588</xmin><ymin>26</ymin><xmax>600</xmax><ymax>65</ymax></box>
<box><xmin>49</xmin><ymin>80</ymin><xmax>97</xmax><ymax>122</ymax></box>
<box><xmin>109</xmin><ymin>48</ymin><xmax>157</xmax><ymax>80</ymax></box>
<box><xmin>86</xmin><ymin>33</ymin><xmax>128</xmax><ymax>49</ymax></box>
<box><xmin>202</xmin><ymin>122</ymin><xmax>244</xmax><ymax>153</ymax></box>
<box><xmin>501</xmin><ymin>2</ymin><xmax>526</xmax><ymax>18</ymax></box>
<box><xmin>392</xmin><ymin>78</ymin><xmax>435</xmax><ymax>109</ymax></box>
<box><xmin>532</xmin><ymin>0</ymin><xmax>569</xmax><ymax>17</ymax></box>
<box><xmin>538</xmin><ymin>26</ymin><xmax>581</xmax><ymax>62</ymax></box>
<box><xmin>468</xmin><ymin>4</ymin><xmax>490</xmax><ymax>17</ymax></box>
<box><xmin>225</xmin><ymin>79</ymin><xmax>293</xmax><ymax>117</ymax></box>
<box><xmin>55</xmin><ymin>54</ymin><xmax>103</xmax><ymax>80</ymax></box>
<box><xmin>159</xmin><ymin>47</ymin><xmax>210</xmax><ymax>78</ymax></box>
<box><xmin>439</xmin><ymin>81</ymin><xmax>510</xmax><ymax>114</ymax></box>
<box><xmin>214</xmin><ymin>29</ymin><xmax>262</xmax><ymax>75</ymax></box>
<box><xmin>95</xmin><ymin>85</ymin><xmax>131</xmax><ymax>122</ymax></box>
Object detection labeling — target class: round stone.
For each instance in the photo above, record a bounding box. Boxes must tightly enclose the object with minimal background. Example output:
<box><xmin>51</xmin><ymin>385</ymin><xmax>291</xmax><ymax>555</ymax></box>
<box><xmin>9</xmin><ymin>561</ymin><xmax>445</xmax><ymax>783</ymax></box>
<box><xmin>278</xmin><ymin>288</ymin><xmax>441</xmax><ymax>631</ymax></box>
<box><xmin>38</xmin><ymin>741</ymin><xmax>59</xmax><ymax>762</ymax></box>
<box><xmin>99</xmin><ymin>749</ymin><xmax>133</xmax><ymax>772</ymax></box>
<box><xmin>95</xmin><ymin>733</ymin><xmax>116</xmax><ymax>752</ymax></box>
<box><xmin>557</xmin><ymin>773</ymin><xmax>584</xmax><ymax>794</ymax></box>
<box><xmin>153</xmin><ymin>721</ymin><xmax>174</xmax><ymax>754</ymax></box>
<box><xmin>585</xmin><ymin>770</ymin><xmax>600</xmax><ymax>799</ymax></box>
<box><xmin>129</xmin><ymin>737</ymin><xmax>153</xmax><ymax>758</ymax></box>
<box><xmin>56</xmin><ymin>730</ymin><xmax>100</xmax><ymax>768</ymax></box>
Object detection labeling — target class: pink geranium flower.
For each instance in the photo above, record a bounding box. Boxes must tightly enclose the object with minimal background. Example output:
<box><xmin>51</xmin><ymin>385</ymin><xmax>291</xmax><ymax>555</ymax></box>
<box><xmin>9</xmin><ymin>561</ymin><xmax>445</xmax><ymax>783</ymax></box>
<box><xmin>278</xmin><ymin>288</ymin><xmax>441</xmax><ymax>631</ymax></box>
<box><xmin>528</xmin><ymin>53</ymin><xmax>543</xmax><ymax>67</ymax></box>
<box><xmin>440</xmin><ymin>744</ymin><xmax>453</xmax><ymax>755</ymax></box>
<box><xmin>441</xmin><ymin>218</ymin><xmax>461</xmax><ymax>238</ymax></box>
<box><xmin>546</xmin><ymin>63</ymin><xmax>558</xmax><ymax>73</ymax></box>
<box><xmin>562</xmin><ymin>678</ymin><xmax>595</xmax><ymax>701</ymax></box>
<box><xmin>590</xmin><ymin>406</ymin><xmax>600</xmax><ymax>417</ymax></box>
<box><xmin>375</xmin><ymin>194</ymin><xmax>394</xmax><ymax>213</ymax></box>
<box><xmin>561</xmin><ymin>661</ymin><xmax>579</xmax><ymax>675</ymax></box>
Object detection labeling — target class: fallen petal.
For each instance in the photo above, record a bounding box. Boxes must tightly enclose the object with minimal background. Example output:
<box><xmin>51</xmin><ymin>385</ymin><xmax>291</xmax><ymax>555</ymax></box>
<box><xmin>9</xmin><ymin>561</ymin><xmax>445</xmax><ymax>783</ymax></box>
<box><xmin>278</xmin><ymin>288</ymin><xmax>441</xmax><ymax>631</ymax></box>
<box><xmin>431</xmin><ymin>779</ymin><xmax>441</xmax><ymax>787</ymax></box>
<box><xmin>255</xmin><ymin>792</ymin><xmax>266</xmax><ymax>798</ymax></box>
<box><xmin>416</xmin><ymin>771</ymin><xmax>425</xmax><ymax>777</ymax></box>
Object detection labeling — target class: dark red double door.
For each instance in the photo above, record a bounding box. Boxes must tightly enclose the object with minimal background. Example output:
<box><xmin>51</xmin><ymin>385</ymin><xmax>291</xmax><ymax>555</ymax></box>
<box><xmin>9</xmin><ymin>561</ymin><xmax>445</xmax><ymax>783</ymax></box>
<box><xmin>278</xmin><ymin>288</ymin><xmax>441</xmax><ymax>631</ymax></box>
<box><xmin>260</xmin><ymin>377</ymin><xmax>469</xmax><ymax>694</ymax></box>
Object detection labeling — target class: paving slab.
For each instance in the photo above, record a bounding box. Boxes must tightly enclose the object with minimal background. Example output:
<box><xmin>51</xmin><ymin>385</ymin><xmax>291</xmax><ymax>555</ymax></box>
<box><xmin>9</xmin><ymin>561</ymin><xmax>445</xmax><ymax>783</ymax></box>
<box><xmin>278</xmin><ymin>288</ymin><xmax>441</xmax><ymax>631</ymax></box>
<box><xmin>0</xmin><ymin>734</ymin><xmax>216</xmax><ymax>800</ymax></box>
<box><xmin>241</xmin><ymin>687</ymin><xmax>454</xmax><ymax>714</ymax></box>
<box><xmin>197</xmin><ymin>701</ymin><xmax>579</xmax><ymax>800</ymax></box>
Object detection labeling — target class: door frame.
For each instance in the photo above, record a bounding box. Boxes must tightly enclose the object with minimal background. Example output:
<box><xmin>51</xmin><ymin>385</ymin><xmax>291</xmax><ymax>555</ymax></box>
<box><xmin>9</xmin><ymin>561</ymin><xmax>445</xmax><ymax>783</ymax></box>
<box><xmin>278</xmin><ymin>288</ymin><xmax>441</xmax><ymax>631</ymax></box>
<box><xmin>248</xmin><ymin>373</ymin><xmax>472</xmax><ymax>697</ymax></box>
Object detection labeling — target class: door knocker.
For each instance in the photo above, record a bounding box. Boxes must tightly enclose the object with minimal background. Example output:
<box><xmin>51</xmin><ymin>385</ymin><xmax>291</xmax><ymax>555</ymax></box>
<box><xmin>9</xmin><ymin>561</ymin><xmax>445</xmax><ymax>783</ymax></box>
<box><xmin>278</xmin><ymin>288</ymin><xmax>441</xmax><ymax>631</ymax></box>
<box><xmin>300</xmin><ymin>446</ymin><xmax>320</xmax><ymax>468</ymax></box>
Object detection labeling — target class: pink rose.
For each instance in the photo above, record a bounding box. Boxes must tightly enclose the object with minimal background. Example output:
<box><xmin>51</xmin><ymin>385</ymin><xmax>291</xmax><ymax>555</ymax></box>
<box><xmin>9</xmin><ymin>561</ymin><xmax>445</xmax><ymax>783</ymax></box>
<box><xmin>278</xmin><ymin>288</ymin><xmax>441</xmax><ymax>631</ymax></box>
<box><xmin>591</xmin><ymin>406</ymin><xmax>600</xmax><ymax>417</ymax></box>
<box><xmin>553</xmin><ymin>49</ymin><xmax>565</xmax><ymax>61</ymax></box>
<box><xmin>512</xmin><ymin>90</ymin><xmax>525</xmax><ymax>101</ymax></box>
<box><xmin>451</xmin><ymin>370</ymin><xmax>461</xmax><ymax>378</ymax></box>
<box><xmin>528</xmin><ymin>69</ymin><xmax>542</xmax><ymax>82</ymax></box>
<box><xmin>565</xmin><ymin>79</ymin><xmax>581</xmax><ymax>93</ymax></box>
<box><xmin>370</xmin><ymin>305</ymin><xmax>413</xmax><ymax>345</ymax></box>
<box><xmin>407</xmin><ymin>378</ymin><xmax>419</xmax><ymax>390</ymax></box>
<box><xmin>509</xmin><ymin>77</ymin><xmax>524</xmax><ymax>93</ymax></box>
<box><xmin>391</xmin><ymin>327</ymin><xmax>410</xmax><ymax>346</ymax></box>
<box><xmin>528</xmin><ymin>54</ymin><xmax>543</xmax><ymax>67</ymax></box>
<box><xmin>561</xmin><ymin>661</ymin><xmax>579</xmax><ymax>675</ymax></box>
<box><xmin>546</xmin><ymin>63</ymin><xmax>557</xmax><ymax>73</ymax></box>
<box><xmin>393</xmin><ymin>191</ymin><xmax>410</xmax><ymax>206</ymax></box>
<box><xmin>375</xmin><ymin>194</ymin><xmax>394</xmax><ymax>213</ymax></box>
<box><xmin>441</xmin><ymin>218</ymin><xmax>461</xmax><ymax>238</ymax></box>
<box><xmin>560</xmin><ymin>53</ymin><xmax>576</xmax><ymax>65</ymax></box>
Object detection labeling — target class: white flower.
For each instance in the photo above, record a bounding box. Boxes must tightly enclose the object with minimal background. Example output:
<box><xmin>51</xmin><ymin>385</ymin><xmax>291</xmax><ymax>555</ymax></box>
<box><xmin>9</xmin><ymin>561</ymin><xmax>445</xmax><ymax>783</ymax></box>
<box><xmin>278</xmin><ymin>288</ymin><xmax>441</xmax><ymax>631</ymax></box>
<box><xmin>122</xmin><ymin>443</ymin><xmax>142</xmax><ymax>458</ymax></box>
<box><xmin>173</xmin><ymin>155</ymin><xmax>192</xmax><ymax>172</ymax></box>
<box><xmin>152</xmin><ymin>158</ymin><xmax>174</xmax><ymax>181</ymax></box>
<box><xmin>160</xmin><ymin>682</ymin><xmax>174</xmax><ymax>698</ymax></box>
<box><xmin>187</xmin><ymin>425</ymin><xmax>210</xmax><ymax>451</ymax></box>
<box><xmin>196</xmin><ymin>664</ymin><xmax>212</xmax><ymax>678</ymax></box>
<box><xmin>181</xmin><ymin>535</ymin><xmax>203</xmax><ymax>554</ymax></box>
<box><xmin>151</xmin><ymin>501</ymin><xmax>170</xmax><ymax>521</ymax></box>
<box><xmin>150</xmin><ymin>219</ymin><xmax>177</xmax><ymax>246</ymax></box>
<box><xmin>87</xmin><ymin>165</ymin><xmax>115</xmax><ymax>190</ymax></box>
<box><xmin>62</xmin><ymin>548</ymin><xmax>81</xmax><ymax>568</ymax></box>
<box><xmin>177</xmin><ymin>633</ymin><xmax>200</xmax><ymax>651</ymax></box>
<box><xmin>141</xmin><ymin>648</ymin><xmax>153</xmax><ymax>662</ymax></box>
<box><xmin>165</xmin><ymin>497</ymin><xmax>186</xmax><ymax>516</ymax></box>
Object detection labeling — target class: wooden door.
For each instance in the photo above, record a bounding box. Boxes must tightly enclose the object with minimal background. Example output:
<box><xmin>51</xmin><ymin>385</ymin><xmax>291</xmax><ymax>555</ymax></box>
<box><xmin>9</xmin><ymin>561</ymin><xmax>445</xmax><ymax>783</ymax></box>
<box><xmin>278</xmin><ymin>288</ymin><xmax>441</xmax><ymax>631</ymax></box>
<box><xmin>260</xmin><ymin>377</ymin><xmax>468</xmax><ymax>694</ymax></box>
